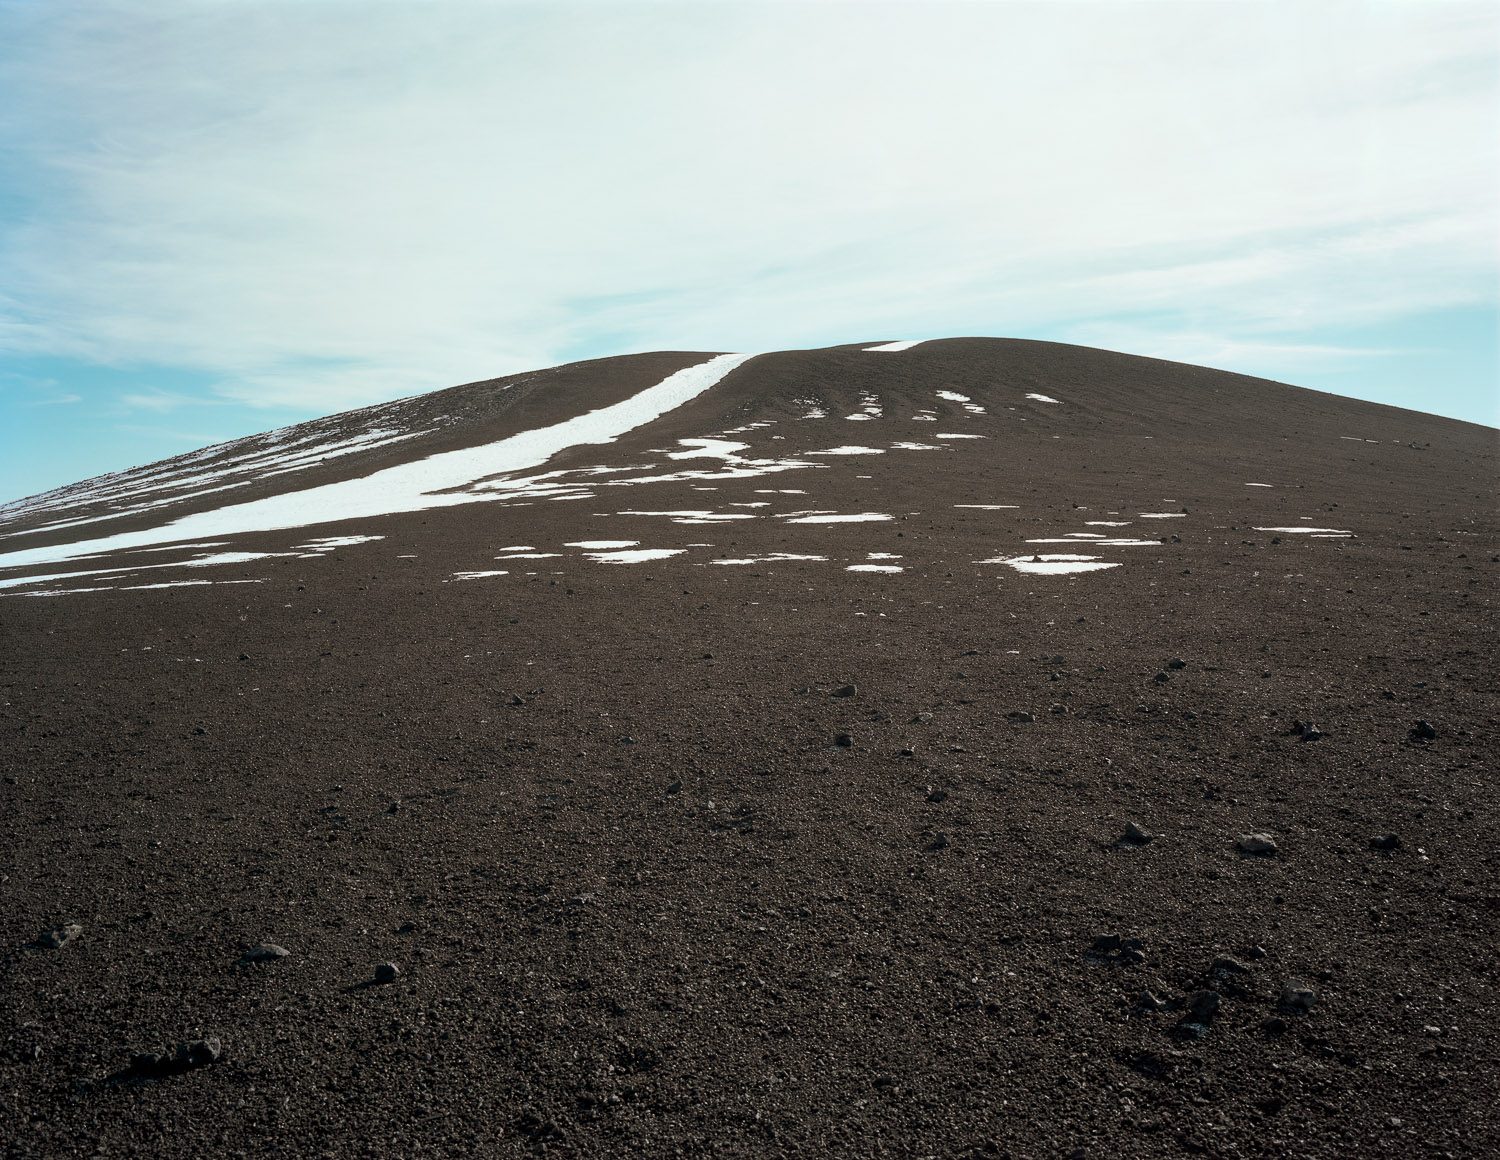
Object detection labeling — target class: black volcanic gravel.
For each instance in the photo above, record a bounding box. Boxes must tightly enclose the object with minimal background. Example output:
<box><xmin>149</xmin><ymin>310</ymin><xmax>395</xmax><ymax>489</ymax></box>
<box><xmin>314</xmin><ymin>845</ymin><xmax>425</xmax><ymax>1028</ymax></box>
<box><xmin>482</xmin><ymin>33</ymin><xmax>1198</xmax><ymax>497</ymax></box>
<box><xmin>1</xmin><ymin>339</ymin><xmax>1496</xmax><ymax>1158</ymax></box>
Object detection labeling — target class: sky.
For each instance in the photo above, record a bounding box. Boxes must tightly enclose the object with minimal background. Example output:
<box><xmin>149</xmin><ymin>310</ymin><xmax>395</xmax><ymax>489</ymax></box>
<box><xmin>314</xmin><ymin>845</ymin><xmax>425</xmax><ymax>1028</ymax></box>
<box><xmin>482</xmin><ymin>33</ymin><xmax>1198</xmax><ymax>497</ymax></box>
<box><xmin>1</xmin><ymin>0</ymin><xmax>1495</xmax><ymax>505</ymax></box>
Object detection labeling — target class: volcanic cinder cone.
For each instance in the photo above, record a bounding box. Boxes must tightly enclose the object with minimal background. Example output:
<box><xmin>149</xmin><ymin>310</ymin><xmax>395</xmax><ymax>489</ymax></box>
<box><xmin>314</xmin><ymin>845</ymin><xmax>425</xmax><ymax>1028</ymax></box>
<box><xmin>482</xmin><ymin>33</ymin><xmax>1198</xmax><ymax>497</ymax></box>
<box><xmin>1</xmin><ymin>338</ymin><xmax>1496</xmax><ymax>1157</ymax></box>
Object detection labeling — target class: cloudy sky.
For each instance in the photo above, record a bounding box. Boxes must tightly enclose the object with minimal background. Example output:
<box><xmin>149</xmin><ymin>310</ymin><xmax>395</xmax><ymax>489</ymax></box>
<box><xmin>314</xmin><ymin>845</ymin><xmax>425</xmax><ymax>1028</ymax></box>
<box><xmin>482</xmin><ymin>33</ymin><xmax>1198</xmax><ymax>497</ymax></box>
<box><xmin>1</xmin><ymin>0</ymin><xmax>1495</xmax><ymax>503</ymax></box>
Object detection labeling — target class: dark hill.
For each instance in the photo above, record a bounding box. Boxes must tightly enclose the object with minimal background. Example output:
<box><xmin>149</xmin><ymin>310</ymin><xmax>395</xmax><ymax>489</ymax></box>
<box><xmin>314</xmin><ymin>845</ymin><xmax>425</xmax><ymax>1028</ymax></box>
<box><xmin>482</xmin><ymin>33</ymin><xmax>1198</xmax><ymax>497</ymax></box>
<box><xmin>1</xmin><ymin>339</ymin><xmax>1496</xmax><ymax>1158</ymax></box>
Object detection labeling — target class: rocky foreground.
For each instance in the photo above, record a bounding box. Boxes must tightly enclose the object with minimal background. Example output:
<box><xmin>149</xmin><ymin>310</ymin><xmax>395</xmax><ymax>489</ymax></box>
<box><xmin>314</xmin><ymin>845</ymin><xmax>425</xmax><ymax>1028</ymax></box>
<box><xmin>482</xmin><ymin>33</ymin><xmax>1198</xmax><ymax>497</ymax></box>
<box><xmin>1</xmin><ymin>339</ymin><xmax>1496</xmax><ymax>1158</ymax></box>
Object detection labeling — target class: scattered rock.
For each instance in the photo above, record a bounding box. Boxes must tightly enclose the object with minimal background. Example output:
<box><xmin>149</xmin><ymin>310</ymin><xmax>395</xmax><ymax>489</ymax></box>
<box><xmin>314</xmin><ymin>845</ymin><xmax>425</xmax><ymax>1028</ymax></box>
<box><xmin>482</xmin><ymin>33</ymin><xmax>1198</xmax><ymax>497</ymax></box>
<box><xmin>1211</xmin><ymin>956</ymin><xmax>1251</xmax><ymax>976</ymax></box>
<box><xmin>833</xmin><ymin>732</ymin><xmax>853</xmax><ymax>748</ymax></box>
<box><xmin>242</xmin><ymin>944</ymin><xmax>290</xmax><ymax>964</ymax></box>
<box><xmin>374</xmin><ymin>962</ymin><xmax>401</xmax><ymax>983</ymax></box>
<box><xmin>1089</xmin><ymin>934</ymin><xmax>1146</xmax><ymax>966</ymax></box>
<box><xmin>1166</xmin><ymin>658</ymin><xmax>1187</xmax><ymax>670</ymax></box>
<box><xmin>1237</xmin><ymin>832</ymin><xmax>1278</xmax><ymax>856</ymax></box>
<box><xmin>1292</xmin><ymin>720</ymin><xmax>1324</xmax><ymax>741</ymax></box>
<box><xmin>665</xmin><ymin>779</ymin><xmax>683</xmax><ymax>795</ymax></box>
<box><xmin>926</xmin><ymin>832</ymin><xmax>950</xmax><ymax>851</ymax></box>
<box><xmin>1122</xmin><ymin>821</ymin><xmax>1154</xmax><ymax>846</ymax></box>
<box><xmin>898</xmin><ymin>747</ymin><xmax>915</xmax><ymax>758</ymax></box>
<box><xmin>1370</xmin><ymin>833</ymin><xmax>1402</xmax><ymax>851</ymax></box>
<box><xmin>1410</xmin><ymin>720</ymin><xmax>1437</xmax><ymax>741</ymax></box>
<box><xmin>910</xmin><ymin>712</ymin><xmax>933</xmax><ymax>724</ymax></box>
<box><xmin>38</xmin><ymin>923</ymin><xmax>81</xmax><ymax>949</ymax></box>
<box><xmin>925</xmin><ymin>789</ymin><xmax>948</xmax><ymax>804</ymax></box>
<box><xmin>508</xmin><ymin>694</ymin><xmax>526</xmax><ymax>706</ymax></box>
<box><xmin>830</xmin><ymin>684</ymin><xmax>857</xmax><ymax>698</ymax></box>
<box><xmin>1281</xmin><ymin>981</ymin><xmax>1317</xmax><ymax>1011</ymax></box>
<box><xmin>175</xmin><ymin>1038</ymin><xmax>222</xmax><ymax>1068</ymax></box>
<box><xmin>1152</xmin><ymin>672</ymin><xmax>1170</xmax><ymax>684</ymax></box>
<box><xmin>1137</xmin><ymin>992</ymin><xmax>1167</xmax><ymax>1012</ymax></box>
<box><xmin>1008</xmin><ymin>711</ymin><xmax>1035</xmax><ymax>723</ymax></box>
<box><xmin>1050</xmin><ymin>703</ymin><xmax>1068</xmax><ymax>714</ymax></box>
<box><xmin>872</xmin><ymin>1075</ymin><xmax>895</xmax><ymax>1090</ymax></box>
<box><xmin>1186</xmin><ymin>990</ymin><xmax>1221</xmax><ymax>1020</ymax></box>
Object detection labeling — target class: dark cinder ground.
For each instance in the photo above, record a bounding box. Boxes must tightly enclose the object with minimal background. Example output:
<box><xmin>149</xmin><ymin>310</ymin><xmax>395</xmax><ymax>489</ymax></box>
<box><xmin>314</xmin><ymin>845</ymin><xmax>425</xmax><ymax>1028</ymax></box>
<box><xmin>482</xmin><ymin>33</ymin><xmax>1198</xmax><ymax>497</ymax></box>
<box><xmin>1</xmin><ymin>340</ymin><xmax>1496</xmax><ymax>1158</ymax></box>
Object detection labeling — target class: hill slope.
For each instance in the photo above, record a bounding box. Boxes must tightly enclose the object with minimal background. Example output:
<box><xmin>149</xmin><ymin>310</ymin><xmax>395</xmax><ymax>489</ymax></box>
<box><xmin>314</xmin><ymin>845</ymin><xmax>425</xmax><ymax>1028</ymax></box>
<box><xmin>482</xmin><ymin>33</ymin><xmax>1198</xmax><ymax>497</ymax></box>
<box><xmin>2</xmin><ymin>339</ymin><xmax>1496</xmax><ymax>1158</ymax></box>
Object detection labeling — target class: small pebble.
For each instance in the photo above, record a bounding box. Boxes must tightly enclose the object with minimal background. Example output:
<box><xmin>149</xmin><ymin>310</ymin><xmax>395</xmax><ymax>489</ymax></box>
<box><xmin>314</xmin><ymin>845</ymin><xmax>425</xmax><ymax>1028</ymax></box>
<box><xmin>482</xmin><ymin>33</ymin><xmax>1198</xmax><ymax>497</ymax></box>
<box><xmin>1281</xmin><ymin>982</ymin><xmax>1317</xmax><ymax>1011</ymax></box>
<box><xmin>243</xmin><ymin>944</ymin><xmax>290</xmax><ymax>963</ymax></box>
<box><xmin>1122</xmin><ymin>821</ymin><xmax>1154</xmax><ymax>845</ymax></box>
<box><xmin>830</xmin><ymin>684</ymin><xmax>857</xmax><ymax>698</ymax></box>
<box><xmin>1410</xmin><ymin>720</ymin><xmax>1437</xmax><ymax>741</ymax></box>
<box><xmin>175</xmin><ymin>1038</ymin><xmax>222</xmax><ymax>1067</ymax></box>
<box><xmin>1009</xmin><ymin>711</ymin><xmax>1035</xmax><ymax>723</ymax></box>
<box><xmin>374</xmin><ymin>962</ymin><xmax>401</xmax><ymax>983</ymax></box>
<box><xmin>1237</xmin><ymin>832</ymin><xmax>1278</xmax><ymax>856</ymax></box>
<box><xmin>38</xmin><ymin>923</ymin><xmax>82</xmax><ymax>949</ymax></box>
<box><xmin>1187</xmin><ymin>990</ymin><xmax>1221</xmax><ymax>1019</ymax></box>
<box><xmin>834</xmin><ymin>733</ymin><xmax>853</xmax><ymax>747</ymax></box>
<box><xmin>1166</xmin><ymin>658</ymin><xmax>1186</xmax><ymax>670</ymax></box>
<box><xmin>925</xmin><ymin>789</ymin><xmax>948</xmax><ymax>804</ymax></box>
<box><xmin>1370</xmin><ymin>833</ymin><xmax>1401</xmax><ymax>851</ymax></box>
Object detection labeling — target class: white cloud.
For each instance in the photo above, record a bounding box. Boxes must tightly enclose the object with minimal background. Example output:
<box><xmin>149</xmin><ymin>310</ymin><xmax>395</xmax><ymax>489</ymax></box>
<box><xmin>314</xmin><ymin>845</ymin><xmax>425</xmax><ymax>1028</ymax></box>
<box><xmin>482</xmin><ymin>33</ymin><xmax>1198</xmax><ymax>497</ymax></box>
<box><xmin>0</xmin><ymin>0</ymin><xmax>1493</xmax><ymax>414</ymax></box>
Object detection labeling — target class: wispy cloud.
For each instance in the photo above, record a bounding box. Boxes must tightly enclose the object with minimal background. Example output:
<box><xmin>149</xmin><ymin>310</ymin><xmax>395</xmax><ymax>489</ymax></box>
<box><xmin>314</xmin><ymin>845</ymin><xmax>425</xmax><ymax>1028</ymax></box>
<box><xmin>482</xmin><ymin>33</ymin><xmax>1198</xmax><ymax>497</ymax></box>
<box><xmin>0</xmin><ymin>0</ymin><xmax>1494</xmax><ymax>424</ymax></box>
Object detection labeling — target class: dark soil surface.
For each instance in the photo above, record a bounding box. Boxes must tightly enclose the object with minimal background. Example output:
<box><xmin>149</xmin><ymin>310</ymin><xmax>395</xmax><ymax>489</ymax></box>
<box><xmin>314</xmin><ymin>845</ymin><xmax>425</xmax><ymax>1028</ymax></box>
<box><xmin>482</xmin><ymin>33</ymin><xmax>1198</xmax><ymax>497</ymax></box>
<box><xmin>1</xmin><ymin>339</ymin><xmax>1496</xmax><ymax>1158</ymax></box>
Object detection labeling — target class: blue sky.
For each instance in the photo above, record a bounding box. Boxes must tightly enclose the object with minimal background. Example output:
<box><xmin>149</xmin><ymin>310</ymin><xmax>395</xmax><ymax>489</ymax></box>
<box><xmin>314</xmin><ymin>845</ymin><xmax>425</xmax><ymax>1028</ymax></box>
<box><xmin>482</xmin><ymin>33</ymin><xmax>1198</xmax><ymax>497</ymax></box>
<box><xmin>1</xmin><ymin>0</ymin><xmax>1495</xmax><ymax>505</ymax></box>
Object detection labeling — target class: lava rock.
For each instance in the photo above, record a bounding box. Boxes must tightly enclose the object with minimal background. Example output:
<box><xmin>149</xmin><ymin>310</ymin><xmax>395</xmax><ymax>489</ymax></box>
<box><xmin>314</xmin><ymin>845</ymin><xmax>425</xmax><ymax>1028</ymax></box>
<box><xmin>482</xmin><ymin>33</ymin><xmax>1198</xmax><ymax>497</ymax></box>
<box><xmin>830</xmin><ymin>684</ymin><xmax>857</xmax><ymax>698</ymax></box>
<box><xmin>242</xmin><ymin>943</ymin><xmax>290</xmax><ymax>964</ymax></box>
<box><xmin>1410</xmin><ymin>720</ymin><xmax>1437</xmax><ymax>741</ymax></box>
<box><xmin>1281</xmin><ymin>982</ymin><xmax>1317</xmax><ymax>1011</ymax></box>
<box><xmin>925</xmin><ymin>789</ymin><xmax>949</xmax><ymax>804</ymax></box>
<box><xmin>37</xmin><ymin>923</ymin><xmax>81</xmax><ymax>949</ymax></box>
<box><xmin>175</xmin><ymin>1038</ymin><xmax>222</xmax><ymax>1067</ymax></box>
<box><xmin>1370</xmin><ymin>833</ymin><xmax>1402</xmax><ymax>851</ymax></box>
<box><xmin>1152</xmin><ymin>672</ymin><xmax>1170</xmax><ymax>684</ymax></box>
<box><xmin>1292</xmin><ymin>720</ymin><xmax>1324</xmax><ymax>741</ymax></box>
<box><xmin>1211</xmin><ymin>956</ymin><xmax>1251</xmax><ymax>976</ymax></box>
<box><xmin>1166</xmin><ymin>658</ymin><xmax>1187</xmax><ymax>670</ymax></box>
<box><xmin>374</xmin><ymin>962</ymin><xmax>401</xmax><ymax>983</ymax></box>
<box><xmin>833</xmin><ymin>733</ymin><xmax>853</xmax><ymax>747</ymax></box>
<box><xmin>926</xmin><ymin>832</ymin><xmax>950</xmax><ymax>851</ymax></box>
<box><xmin>1008</xmin><ymin>711</ymin><xmax>1035</xmax><ymax>723</ymax></box>
<box><xmin>1122</xmin><ymin>821</ymin><xmax>1154</xmax><ymax>845</ymax></box>
<box><xmin>1187</xmin><ymin>990</ymin><xmax>1221</xmax><ymax>1019</ymax></box>
<box><xmin>1237</xmin><ymin>832</ymin><xmax>1278</xmax><ymax>856</ymax></box>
